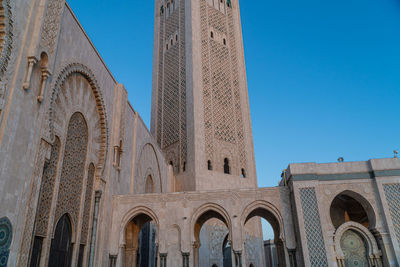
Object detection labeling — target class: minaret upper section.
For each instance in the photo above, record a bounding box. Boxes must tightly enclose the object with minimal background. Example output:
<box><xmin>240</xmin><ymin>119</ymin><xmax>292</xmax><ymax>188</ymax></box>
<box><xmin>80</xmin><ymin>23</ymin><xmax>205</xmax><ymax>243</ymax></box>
<box><xmin>152</xmin><ymin>0</ymin><xmax>258</xmax><ymax>191</ymax></box>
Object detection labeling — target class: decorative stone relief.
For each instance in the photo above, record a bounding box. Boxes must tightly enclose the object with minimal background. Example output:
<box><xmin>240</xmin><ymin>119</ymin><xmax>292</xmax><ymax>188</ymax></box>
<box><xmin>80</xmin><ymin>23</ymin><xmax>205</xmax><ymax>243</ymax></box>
<box><xmin>200</xmin><ymin>0</ymin><xmax>247</xmax><ymax>174</ymax></box>
<box><xmin>0</xmin><ymin>217</ymin><xmax>12</xmax><ymax>267</ymax></box>
<box><xmin>40</xmin><ymin>0</ymin><xmax>65</xmax><ymax>55</ymax></box>
<box><xmin>383</xmin><ymin>183</ymin><xmax>400</xmax><ymax>244</ymax></box>
<box><xmin>35</xmin><ymin>137</ymin><xmax>61</xmax><ymax>237</ymax></box>
<box><xmin>46</xmin><ymin>63</ymin><xmax>108</xmax><ymax>177</ymax></box>
<box><xmin>81</xmin><ymin>163</ymin><xmax>95</xmax><ymax>244</ymax></box>
<box><xmin>135</xmin><ymin>143</ymin><xmax>162</xmax><ymax>194</ymax></box>
<box><xmin>156</xmin><ymin>0</ymin><xmax>187</xmax><ymax>173</ymax></box>
<box><xmin>299</xmin><ymin>187</ymin><xmax>328</xmax><ymax>267</ymax></box>
<box><xmin>54</xmin><ymin>112</ymin><xmax>88</xmax><ymax>229</ymax></box>
<box><xmin>0</xmin><ymin>0</ymin><xmax>13</xmax><ymax>81</ymax></box>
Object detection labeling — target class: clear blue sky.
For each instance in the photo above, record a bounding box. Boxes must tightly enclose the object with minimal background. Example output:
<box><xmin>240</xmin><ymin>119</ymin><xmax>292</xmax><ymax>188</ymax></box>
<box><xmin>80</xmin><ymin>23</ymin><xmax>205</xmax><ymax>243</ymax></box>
<box><xmin>67</xmin><ymin>0</ymin><xmax>400</xmax><ymax>186</ymax></box>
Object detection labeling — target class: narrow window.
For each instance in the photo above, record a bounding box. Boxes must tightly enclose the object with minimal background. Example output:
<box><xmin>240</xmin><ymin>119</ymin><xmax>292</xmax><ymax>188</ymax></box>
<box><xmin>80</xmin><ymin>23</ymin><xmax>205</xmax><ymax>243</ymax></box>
<box><xmin>183</xmin><ymin>162</ymin><xmax>186</xmax><ymax>172</ymax></box>
<box><xmin>176</xmin><ymin>34</ymin><xmax>178</xmax><ymax>41</ymax></box>
<box><xmin>241</xmin><ymin>168</ymin><xmax>246</xmax><ymax>178</ymax></box>
<box><xmin>169</xmin><ymin>161</ymin><xmax>173</xmax><ymax>167</ymax></box>
<box><xmin>207</xmin><ymin>160</ymin><xmax>213</xmax><ymax>171</ymax></box>
<box><xmin>224</xmin><ymin>158</ymin><xmax>230</xmax><ymax>174</ymax></box>
<box><xmin>210</xmin><ymin>31</ymin><xmax>214</xmax><ymax>39</ymax></box>
<box><xmin>223</xmin><ymin>38</ymin><xmax>226</xmax><ymax>45</ymax></box>
<box><xmin>166</xmin><ymin>44</ymin><xmax>169</xmax><ymax>50</ymax></box>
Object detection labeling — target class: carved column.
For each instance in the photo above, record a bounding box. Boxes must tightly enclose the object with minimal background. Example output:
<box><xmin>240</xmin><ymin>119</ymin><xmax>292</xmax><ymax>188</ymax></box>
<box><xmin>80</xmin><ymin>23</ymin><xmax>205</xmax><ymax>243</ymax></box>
<box><xmin>159</xmin><ymin>253</ymin><xmax>167</xmax><ymax>267</ymax></box>
<box><xmin>182</xmin><ymin>252</ymin><xmax>189</xmax><ymax>267</ymax></box>
<box><xmin>288</xmin><ymin>249</ymin><xmax>297</xmax><ymax>267</ymax></box>
<box><xmin>109</xmin><ymin>254</ymin><xmax>117</xmax><ymax>267</ymax></box>
<box><xmin>37</xmin><ymin>68</ymin><xmax>51</xmax><ymax>103</ymax></box>
<box><xmin>233</xmin><ymin>251</ymin><xmax>242</xmax><ymax>267</ymax></box>
<box><xmin>23</xmin><ymin>56</ymin><xmax>38</xmax><ymax>90</ymax></box>
<box><xmin>89</xmin><ymin>190</ymin><xmax>102</xmax><ymax>267</ymax></box>
<box><xmin>192</xmin><ymin>242</ymin><xmax>200</xmax><ymax>267</ymax></box>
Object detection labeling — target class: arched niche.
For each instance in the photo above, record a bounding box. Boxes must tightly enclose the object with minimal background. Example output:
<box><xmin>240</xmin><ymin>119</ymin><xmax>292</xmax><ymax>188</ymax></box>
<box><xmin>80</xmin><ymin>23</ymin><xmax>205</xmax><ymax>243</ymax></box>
<box><xmin>334</xmin><ymin>221</ymin><xmax>382</xmax><ymax>267</ymax></box>
<box><xmin>330</xmin><ymin>190</ymin><xmax>376</xmax><ymax>230</ymax></box>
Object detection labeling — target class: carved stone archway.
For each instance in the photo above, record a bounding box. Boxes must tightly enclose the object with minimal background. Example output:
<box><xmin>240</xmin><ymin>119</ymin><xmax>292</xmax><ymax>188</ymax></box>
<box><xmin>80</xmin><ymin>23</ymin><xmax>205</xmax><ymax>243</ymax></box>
<box><xmin>46</xmin><ymin>63</ymin><xmax>108</xmax><ymax>177</ymax></box>
<box><xmin>334</xmin><ymin>221</ymin><xmax>382</xmax><ymax>267</ymax></box>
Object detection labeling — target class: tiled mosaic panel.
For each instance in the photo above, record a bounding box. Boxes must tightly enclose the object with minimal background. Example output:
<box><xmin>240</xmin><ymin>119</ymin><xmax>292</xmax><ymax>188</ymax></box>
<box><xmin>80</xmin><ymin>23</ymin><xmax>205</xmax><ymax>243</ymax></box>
<box><xmin>299</xmin><ymin>188</ymin><xmax>328</xmax><ymax>267</ymax></box>
<box><xmin>35</xmin><ymin>138</ymin><xmax>61</xmax><ymax>237</ymax></box>
<box><xmin>0</xmin><ymin>217</ymin><xmax>12</xmax><ymax>267</ymax></box>
<box><xmin>383</xmin><ymin>184</ymin><xmax>400</xmax><ymax>244</ymax></box>
<box><xmin>200</xmin><ymin>0</ymin><xmax>247</xmax><ymax>174</ymax></box>
<box><xmin>54</xmin><ymin>112</ymin><xmax>88</xmax><ymax>229</ymax></box>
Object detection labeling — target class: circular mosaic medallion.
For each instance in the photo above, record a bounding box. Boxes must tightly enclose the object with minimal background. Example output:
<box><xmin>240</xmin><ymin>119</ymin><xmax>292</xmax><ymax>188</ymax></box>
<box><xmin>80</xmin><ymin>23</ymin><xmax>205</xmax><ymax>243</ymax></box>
<box><xmin>0</xmin><ymin>217</ymin><xmax>12</xmax><ymax>249</ymax></box>
<box><xmin>341</xmin><ymin>230</ymin><xmax>369</xmax><ymax>267</ymax></box>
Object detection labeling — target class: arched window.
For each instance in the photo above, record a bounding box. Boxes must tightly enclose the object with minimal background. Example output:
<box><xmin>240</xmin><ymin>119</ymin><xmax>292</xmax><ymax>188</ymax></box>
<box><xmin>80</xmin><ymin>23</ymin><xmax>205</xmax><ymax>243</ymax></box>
<box><xmin>176</xmin><ymin>34</ymin><xmax>178</xmax><ymax>41</ymax></box>
<box><xmin>166</xmin><ymin>44</ymin><xmax>169</xmax><ymax>50</ymax></box>
<box><xmin>224</xmin><ymin>158</ymin><xmax>230</xmax><ymax>174</ymax></box>
<box><xmin>171</xmin><ymin>39</ymin><xmax>173</xmax><ymax>46</ymax></box>
<box><xmin>210</xmin><ymin>31</ymin><xmax>214</xmax><ymax>39</ymax></box>
<box><xmin>207</xmin><ymin>160</ymin><xmax>213</xmax><ymax>171</ymax></box>
<box><xmin>145</xmin><ymin>175</ymin><xmax>154</xmax><ymax>194</ymax></box>
<box><xmin>183</xmin><ymin>162</ymin><xmax>186</xmax><ymax>172</ymax></box>
<box><xmin>223</xmin><ymin>38</ymin><xmax>226</xmax><ymax>45</ymax></box>
<box><xmin>241</xmin><ymin>168</ymin><xmax>246</xmax><ymax>178</ymax></box>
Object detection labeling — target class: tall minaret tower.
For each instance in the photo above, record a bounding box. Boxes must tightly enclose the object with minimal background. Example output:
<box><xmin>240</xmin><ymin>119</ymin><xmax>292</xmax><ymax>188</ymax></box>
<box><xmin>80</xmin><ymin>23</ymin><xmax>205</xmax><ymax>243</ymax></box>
<box><xmin>151</xmin><ymin>0</ymin><xmax>257</xmax><ymax>191</ymax></box>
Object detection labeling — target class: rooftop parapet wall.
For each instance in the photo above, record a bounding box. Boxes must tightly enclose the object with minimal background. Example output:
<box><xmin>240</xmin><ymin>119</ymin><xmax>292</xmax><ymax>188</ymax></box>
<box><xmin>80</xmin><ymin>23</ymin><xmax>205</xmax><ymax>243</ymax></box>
<box><xmin>283</xmin><ymin>158</ymin><xmax>400</xmax><ymax>183</ymax></box>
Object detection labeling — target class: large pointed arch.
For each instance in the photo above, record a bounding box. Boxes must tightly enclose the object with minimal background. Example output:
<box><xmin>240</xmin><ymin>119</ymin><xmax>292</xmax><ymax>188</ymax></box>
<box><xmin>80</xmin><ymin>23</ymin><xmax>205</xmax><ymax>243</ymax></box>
<box><xmin>45</xmin><ymin>63</ymin><xmax>109</xmax><ymax>177</ymax></box>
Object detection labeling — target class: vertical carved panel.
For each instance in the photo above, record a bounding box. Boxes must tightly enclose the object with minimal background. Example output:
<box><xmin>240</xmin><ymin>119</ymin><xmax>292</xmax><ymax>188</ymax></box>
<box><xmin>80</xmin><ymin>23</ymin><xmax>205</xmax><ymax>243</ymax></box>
<box><xmin>156</xmin><ymin>0</ymin><xmax>187</xmax><ymax>172</ymax></box>
<box><xmin>299</xmin><ymin>188</ymin><xmax>328</xmax><ymax>267</ymax></box>
<box><xmin>35</xmin><ymin>138</ymin><xmax>61</xmax><ymax>237</ymax></box>
<box><xmin>81</xmin><ymin>164</ymin><xmax>95</xmax><ymax>244</ymax></box>
<box><xmin>54</xmin><ymin>112</ymin><xmax>88</xmax><ymax>229</ymax></box>
<box><xmin>383</xmin><ymin>184</ymin><xmax>400</xmax><ymax>244</ymax></box>
<box><xmin>0</xmin><ymin>0</ymin><xmax>13</xmax><ymax>81</ymax></box>
<box><xmin>200</xmin><ymin>0</ymin><xmax>247</xmax><ymax>174</ymax></box>
<box><xmin>40</xmin><ymin>0</ymin><xmax>65</xmax><ymax>55</ymax></box>
<box><xmin>17</xmin><ymin>140</ymin><xmax>51</xmax><ymax>266</ymax></box>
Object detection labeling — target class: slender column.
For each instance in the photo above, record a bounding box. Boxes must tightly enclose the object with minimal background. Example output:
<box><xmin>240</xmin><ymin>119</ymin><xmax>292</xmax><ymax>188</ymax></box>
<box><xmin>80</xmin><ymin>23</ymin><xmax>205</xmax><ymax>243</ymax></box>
<box><xmin>37</xmin><ymin>68</ymin><xmax>51</xmax><ymax>103</ymax></box>
<box><xmin>233</xmin><ymin>251</ymin><xmax>242</xmax><ymax>267</ymax></box>
<box><xmin>23</xmin><ymin>56</ymin><xmax>38</xmax><ymax>90</ymax></box>
<box><xmin>159</xmin><ymin>253</ymin><xmax>167</xmax><ymax>267</ymax></box>
<box><xmin>182</xmin><ymin>252</ymin><xmax>189</xmax><ymax>267</ymax></box>
<box><xmin>288</xmin><ymin>249</ymin><xmax>297</xmax><ymax>267</ymax></box>
<box><xmin>89</xmin><ymin>190</ymin><xmax>102</xmax><ymax>267</ymax></box>
<box><xmin>109</xmin><ymin>254</ymin><xmax>117</xmax><ymax>267</ymax></box>
<box><xmin>192</xmin><ymin>242</ymin><xmax>200</xmax><ymax>267</ymax></box>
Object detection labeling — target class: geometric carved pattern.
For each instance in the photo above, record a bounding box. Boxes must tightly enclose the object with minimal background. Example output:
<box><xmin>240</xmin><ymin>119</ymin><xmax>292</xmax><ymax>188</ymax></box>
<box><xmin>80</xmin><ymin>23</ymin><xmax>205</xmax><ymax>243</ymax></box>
<box><xmin>40</xmin><ymin>0</ymin><xmax>64</xmax><ymax>55</ymax></box>
<box><xmin>200</xmin><ymin>0</ymin><xmax>247</xmax><ymax>173</ymax></box>
<box><xmin>0</xmin><ymin>0</ymin><xmax>13</xmax><ymax>80</ymax></box>
<box><xmin>81</xmin><ymin>163</ymin><xmax>95</xmax><ymax>244</ymax></box>
<box><xmin>383</xmin><ymin>183</ymin><xmax>400</xmax><ymax>245</ymax></box>
<box><xmin>0</xmin><ymin>217</ymin><xmax>12</xmax><ymax>267</ymax></box>
<box><xmin>47</xmin><ymin>64</ymin><xmax>108</xmax><ymax>177</ymax></box>
<box><xmin>35</xmin><ymin>137</ymin><xmax>61</xmax><ymax>237</ymax></box>
<box><xmin>299</xmin><ymin>188</ymin><xmax>328</xmax><ymax>267</ymax></box>
<box><xmin>54</xmin><ymin>112</ymin><xmax>88</xmax><ymax>230</ymax></box>
<box><xmin>340</xmin><ymin>230</ymin><xmax>368</xmax><ymax>267</ymax></box>
<box><xmin>156</xmin><ymin>0</ymin><xmax>187</xmax><ymax>172</ymax></box>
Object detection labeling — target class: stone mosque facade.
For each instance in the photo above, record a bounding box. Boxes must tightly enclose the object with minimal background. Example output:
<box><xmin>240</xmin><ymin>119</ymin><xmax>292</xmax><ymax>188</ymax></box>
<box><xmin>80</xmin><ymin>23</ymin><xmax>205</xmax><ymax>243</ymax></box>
<box><xmin>0</xmin><ymin>0</ymin><xmax>399</xmax><ymax>266</ymax></box>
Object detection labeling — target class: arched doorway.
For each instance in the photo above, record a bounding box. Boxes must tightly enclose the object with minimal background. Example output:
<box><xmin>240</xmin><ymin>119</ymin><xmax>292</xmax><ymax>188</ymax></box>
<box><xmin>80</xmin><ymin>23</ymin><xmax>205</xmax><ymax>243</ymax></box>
<box><xmin>192</xmin><ymin>206</ymin><xmax>232</xmax><ymax>267</ymax></box>
<box><xmin>48</xmin><ymin>214</ymin><xmax>72</xmax><ymax>267</ymax></box>
<box><xmin>242</xmin><ymin>202</ymin><xmax>287</xmax><ymax>267</ymax></box>
<box><xmin>125</xmin><ymin>213</ymin><xmax>158</xmax><ymax>267</ymax></box>
<box><xmin>340</xmin><ymin>230</ymin><xmax>369</xmax><ymax>267</ymax></box>
<box><xmin>330</xmin><ymin>191</ymin><xmax>383</xmax><ymax>266</ymax></box>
